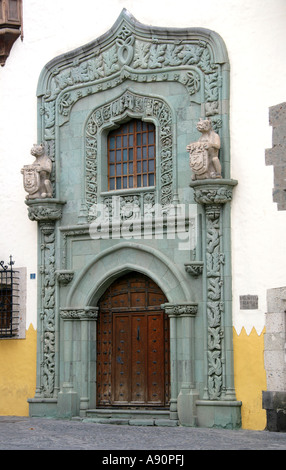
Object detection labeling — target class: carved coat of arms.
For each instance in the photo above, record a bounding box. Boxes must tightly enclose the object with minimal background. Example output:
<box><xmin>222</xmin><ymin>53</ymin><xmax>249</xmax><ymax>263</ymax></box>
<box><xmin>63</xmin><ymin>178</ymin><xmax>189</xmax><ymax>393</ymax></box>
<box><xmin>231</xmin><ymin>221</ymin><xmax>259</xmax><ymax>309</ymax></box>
<box><xmin>22</xmin><ymin>165</ymin><xmax>40</xmax><ymax>195</ymax></box>
<box><xmin>188</xmin><ymin>142</ymin><xmax>209</xmax><ymax>176</ymax></box>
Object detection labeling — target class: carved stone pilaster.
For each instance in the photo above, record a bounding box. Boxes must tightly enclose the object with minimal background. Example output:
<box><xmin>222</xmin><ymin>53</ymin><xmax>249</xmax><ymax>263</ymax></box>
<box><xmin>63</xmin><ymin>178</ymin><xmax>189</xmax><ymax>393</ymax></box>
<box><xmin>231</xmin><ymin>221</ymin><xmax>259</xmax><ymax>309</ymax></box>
<box><xmin>190</xmin><ymin>179</ymin><xmax>237</xmax><ymax>401</ymax></box>
<box><xmin>25</xmin><ymin>198</ymin><xmax>65</xmax><ymax>399</ymax></box>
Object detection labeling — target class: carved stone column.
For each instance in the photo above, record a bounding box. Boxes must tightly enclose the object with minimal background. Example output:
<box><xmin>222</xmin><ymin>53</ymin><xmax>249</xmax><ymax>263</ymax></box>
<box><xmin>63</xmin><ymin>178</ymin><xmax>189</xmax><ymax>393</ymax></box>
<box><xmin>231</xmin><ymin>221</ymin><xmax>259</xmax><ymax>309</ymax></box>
<box><xmin>26</xmin><ymin>199</ymin><xmax>65</xmax><ymax>416</ymax></box>
<box><xmin>190</xmin><ymin>179</ymin><xmax>238</xmax><ymax>401</ymax></box>
<box><xmin>162</xmin><ymin>302</ymin><xmax>198</xmax><ymax>425</ymax></box>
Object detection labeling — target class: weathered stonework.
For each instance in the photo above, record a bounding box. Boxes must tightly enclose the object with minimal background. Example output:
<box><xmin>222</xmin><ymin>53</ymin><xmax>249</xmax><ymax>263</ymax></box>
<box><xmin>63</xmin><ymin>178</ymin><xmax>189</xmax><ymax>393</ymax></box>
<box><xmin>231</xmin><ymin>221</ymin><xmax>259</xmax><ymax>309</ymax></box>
<box><xmin>262</xmin><ymin>286</ymin><xmax>286</xmax><ymax>431</ymax></box>
<box><xmin>265</xmin><ymin>102</ymin><xmax>286</xmax><ymax>210</ymax></box>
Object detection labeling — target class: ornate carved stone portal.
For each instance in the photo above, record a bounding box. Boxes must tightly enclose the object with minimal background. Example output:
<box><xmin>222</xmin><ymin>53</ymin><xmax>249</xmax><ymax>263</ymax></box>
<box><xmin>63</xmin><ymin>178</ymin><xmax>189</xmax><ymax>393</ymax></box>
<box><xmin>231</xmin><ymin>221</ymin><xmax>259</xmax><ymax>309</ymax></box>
<box><xmin>26</xmin><ymin>9</ymin><xmax>241</xmax><ymax>428</ymax></box>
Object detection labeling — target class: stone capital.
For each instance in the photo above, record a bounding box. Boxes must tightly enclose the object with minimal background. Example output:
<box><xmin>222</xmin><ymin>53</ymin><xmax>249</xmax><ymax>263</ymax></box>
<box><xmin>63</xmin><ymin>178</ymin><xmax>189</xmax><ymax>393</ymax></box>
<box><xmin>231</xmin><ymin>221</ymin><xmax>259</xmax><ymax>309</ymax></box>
<box><xmin>189</xmin><ymin>179</ymin><xmax>238</xmax><ymax>205</ymax></box>
<box><xmin>25</xmin><ymin>198</ymin><xmax>66</xmax><ymax>222</ymax></box>
<box><xmin>60</xmin><ymin>306</ymin><xmax>99</xmax><ymax>320</ymax></box>
<box><xmin>184</xmin><ymin>262</ymin><xmax>204</xmax><ymax>277</ymax></box>
<box><xmin>56</xmin><ymin>270</ymin><xmax>74</xmax><ymax>286</ymax></box>
<box><xmin>162</xmin><ymin>302</ymin><xmax>198</xmax><ymax>317</ymax></box>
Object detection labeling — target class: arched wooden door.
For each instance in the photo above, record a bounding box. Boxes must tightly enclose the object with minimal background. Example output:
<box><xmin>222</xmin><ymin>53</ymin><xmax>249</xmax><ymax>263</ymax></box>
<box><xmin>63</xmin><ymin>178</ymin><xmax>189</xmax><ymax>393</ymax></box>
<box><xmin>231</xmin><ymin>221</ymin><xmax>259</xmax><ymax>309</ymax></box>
<box><xmin>96</xmin><ymin>272</ymin><xmax>170</xmax><ymax>408</ymax></box>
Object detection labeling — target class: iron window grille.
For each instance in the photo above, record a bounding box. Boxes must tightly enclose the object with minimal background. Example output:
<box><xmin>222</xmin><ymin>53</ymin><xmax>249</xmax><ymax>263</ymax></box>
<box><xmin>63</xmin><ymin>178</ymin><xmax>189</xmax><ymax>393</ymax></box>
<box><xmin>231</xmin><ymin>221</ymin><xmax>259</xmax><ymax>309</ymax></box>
<box><xmin>0</xmin><ymin>256</ymin><xmax>19</xmax><ymax>337</ymax></box>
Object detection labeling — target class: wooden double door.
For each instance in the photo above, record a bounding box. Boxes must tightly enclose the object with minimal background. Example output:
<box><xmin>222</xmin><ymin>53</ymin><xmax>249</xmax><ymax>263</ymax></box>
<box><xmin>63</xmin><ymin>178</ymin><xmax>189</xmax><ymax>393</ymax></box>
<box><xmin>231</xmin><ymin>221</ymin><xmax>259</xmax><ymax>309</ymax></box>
<box><xmin>97</xmin><ymin>272</ymin><xmax>170</xmax><ymax>408</ymax></box>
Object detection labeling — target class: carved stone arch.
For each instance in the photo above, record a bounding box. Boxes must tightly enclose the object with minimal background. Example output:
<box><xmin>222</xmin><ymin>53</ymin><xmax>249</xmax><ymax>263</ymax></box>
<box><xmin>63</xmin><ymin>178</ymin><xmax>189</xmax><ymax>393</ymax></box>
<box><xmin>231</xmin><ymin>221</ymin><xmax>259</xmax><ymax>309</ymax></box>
<box><xmin>85</xmin><ymin>89</ymin><xmax>176</xmax><ymax>219</ymax></box>
<box><xmin>66</xmin><ymin>242</ymin><xmax>190</xmax><ymax>308</ymax></box>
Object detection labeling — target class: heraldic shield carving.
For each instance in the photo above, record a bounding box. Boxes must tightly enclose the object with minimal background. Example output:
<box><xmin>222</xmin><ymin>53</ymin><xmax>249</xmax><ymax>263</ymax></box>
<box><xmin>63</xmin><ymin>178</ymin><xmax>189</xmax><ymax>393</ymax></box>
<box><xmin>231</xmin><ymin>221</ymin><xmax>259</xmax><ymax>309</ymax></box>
<box><xmin>22</xmin><ymin>165</ymin><xmax>41</xmax><ymax>196</ymax></box>
<box><xmin>188</xmin><ymin>142</ymin><xmax>209</xmax><ymax>177</ymax></box>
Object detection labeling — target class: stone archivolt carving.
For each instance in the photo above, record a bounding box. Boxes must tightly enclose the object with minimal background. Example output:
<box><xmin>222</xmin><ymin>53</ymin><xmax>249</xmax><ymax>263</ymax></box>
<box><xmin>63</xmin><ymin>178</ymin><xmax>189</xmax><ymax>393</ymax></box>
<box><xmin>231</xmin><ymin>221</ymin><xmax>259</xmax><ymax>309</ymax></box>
<box><xmin>21</xmin><ymin>144</ymin><xmax>53</xmax><ymax>199</ymax></box>
<box><xmin>187</xmin><ymin>118</ymin><xmax>221</xmax><ymax>180</ymax></box>
<box><xmin>37</xmin><ymin>10</ymin><xmax>227</xmax><ymax>200</ymax></box>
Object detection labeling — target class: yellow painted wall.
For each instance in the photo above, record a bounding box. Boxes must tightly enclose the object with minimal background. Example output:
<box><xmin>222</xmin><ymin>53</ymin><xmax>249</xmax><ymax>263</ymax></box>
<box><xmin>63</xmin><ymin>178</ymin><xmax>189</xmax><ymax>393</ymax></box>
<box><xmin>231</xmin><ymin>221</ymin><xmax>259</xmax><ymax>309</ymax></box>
<box><xmin>233</xmin><ymin>326</ymin><xmax>267</xmax><ymax>430</ymax></box>
<box><xmin>0</xmin><ymin>322</ymin><xmax>267</xmax><ymax>429</ymax></box>
<box><xmin>0</xmin><ymin>324</ymin><xmax>37</xmax><ymax>416</ymax></box>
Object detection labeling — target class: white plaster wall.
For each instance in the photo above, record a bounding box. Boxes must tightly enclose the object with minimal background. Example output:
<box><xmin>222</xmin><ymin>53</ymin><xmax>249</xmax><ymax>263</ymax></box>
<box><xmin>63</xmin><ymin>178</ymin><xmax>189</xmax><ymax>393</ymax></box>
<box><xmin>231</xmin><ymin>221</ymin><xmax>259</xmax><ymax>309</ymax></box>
<box><xmin>0</xmin><ymin>0</ymin><xmax>285</xmax><ymax>332</ymax></box>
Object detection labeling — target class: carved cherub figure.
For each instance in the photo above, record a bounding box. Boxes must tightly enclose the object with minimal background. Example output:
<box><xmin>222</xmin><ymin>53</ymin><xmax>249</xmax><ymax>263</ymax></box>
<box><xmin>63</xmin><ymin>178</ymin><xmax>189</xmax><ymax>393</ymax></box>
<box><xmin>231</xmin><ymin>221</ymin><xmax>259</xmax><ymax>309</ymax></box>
<box><xmin>21</xmin><ymin>144</ymin><xmax>53</xmax><ymax>199</ymax></box>
<box><xmin>187</xmin><ymin>118</ymin><xmax>222</xmax><ymax>180</ymax></box>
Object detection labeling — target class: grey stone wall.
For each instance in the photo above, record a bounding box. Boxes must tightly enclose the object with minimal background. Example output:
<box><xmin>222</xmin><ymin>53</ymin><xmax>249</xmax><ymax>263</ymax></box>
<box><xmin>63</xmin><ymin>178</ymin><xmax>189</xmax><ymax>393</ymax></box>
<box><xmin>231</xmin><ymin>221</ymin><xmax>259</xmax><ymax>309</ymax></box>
<box><xmin>262</xmin><ymin>286</ymin><xmax>286</xmax><ymax>431</ymax></box>
<box><xmin>265</xmin><ymin>102</ymin><xmax>286</xmax><ymax>210</ymax></box>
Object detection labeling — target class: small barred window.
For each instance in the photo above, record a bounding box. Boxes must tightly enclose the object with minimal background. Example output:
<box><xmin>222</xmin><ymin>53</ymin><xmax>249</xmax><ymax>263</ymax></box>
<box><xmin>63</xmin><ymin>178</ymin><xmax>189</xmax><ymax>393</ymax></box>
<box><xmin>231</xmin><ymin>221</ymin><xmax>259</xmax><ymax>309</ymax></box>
<box><xmin>0</xmin><ymin>257</ymin><xmax>19</xmax><ymax>338</ymax></box>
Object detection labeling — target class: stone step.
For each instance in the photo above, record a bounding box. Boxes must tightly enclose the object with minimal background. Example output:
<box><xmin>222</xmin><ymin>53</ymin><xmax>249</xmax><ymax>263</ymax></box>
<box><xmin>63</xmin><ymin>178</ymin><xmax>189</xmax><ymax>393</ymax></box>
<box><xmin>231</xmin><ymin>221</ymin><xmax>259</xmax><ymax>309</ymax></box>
<box><xmin>83</xmin><ymin>409</ymin><xmax>178</xmax><ymax>426</ymax></box>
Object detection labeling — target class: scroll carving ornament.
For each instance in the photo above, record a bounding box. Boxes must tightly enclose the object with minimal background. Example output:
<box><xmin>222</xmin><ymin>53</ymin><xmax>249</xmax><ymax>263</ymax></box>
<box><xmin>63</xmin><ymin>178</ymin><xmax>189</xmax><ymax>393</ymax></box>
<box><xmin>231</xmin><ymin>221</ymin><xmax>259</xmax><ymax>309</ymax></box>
<box><xmin>40</xmin><ymin>226</ymin><xmax>56</xmax><ymax>397</ymax></box>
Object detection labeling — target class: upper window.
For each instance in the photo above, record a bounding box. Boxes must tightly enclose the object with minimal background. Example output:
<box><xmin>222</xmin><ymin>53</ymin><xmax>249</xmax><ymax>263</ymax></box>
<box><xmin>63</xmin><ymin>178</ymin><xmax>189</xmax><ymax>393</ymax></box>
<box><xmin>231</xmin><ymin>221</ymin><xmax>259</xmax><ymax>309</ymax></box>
<box><xmin>108</xmin><ymin>119</ymin><xmax>155</xmax><ymax>191</ymax></box>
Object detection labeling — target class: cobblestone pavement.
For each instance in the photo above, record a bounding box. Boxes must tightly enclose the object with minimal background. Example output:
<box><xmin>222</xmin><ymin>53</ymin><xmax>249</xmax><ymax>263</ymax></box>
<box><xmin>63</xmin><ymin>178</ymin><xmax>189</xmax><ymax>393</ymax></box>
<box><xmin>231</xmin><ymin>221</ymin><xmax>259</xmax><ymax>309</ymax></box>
<box><xmin>0</xmin><ymin>416</ymin><xmax>285</xmax><ymax>452</ymax></box>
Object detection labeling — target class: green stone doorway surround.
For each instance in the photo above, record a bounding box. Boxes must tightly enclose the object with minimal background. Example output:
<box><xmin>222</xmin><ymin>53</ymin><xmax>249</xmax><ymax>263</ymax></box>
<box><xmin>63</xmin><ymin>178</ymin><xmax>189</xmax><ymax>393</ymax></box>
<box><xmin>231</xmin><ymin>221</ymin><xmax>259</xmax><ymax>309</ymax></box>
<box><xmin>26</xmin><ymin>10</ymin><xmax>241</xmax><ymax>428</ymax></box>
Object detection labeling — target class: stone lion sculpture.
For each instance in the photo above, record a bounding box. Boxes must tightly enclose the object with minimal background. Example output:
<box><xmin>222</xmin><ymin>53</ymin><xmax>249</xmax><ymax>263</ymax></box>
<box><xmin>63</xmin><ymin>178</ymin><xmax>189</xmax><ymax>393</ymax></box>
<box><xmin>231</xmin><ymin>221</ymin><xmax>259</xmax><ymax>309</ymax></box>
<box><xmin>187</xmin><ymin>118</ymin><xmax>222</xmax><ymax>180</ymax></box>
<box><xmin>21</xmin><ymin>144</ymin><xmax>53</xmax><ymax>199</ymax></box>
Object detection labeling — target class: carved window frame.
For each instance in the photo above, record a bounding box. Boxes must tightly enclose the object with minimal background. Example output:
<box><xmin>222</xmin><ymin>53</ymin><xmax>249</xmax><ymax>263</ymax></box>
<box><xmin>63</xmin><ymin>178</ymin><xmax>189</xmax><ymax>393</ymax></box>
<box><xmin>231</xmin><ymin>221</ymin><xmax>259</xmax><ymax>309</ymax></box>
<box><xmin>85</xmin><ymin>90</ymin><xmax>176</xmax><ymax>222</ymax></box>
